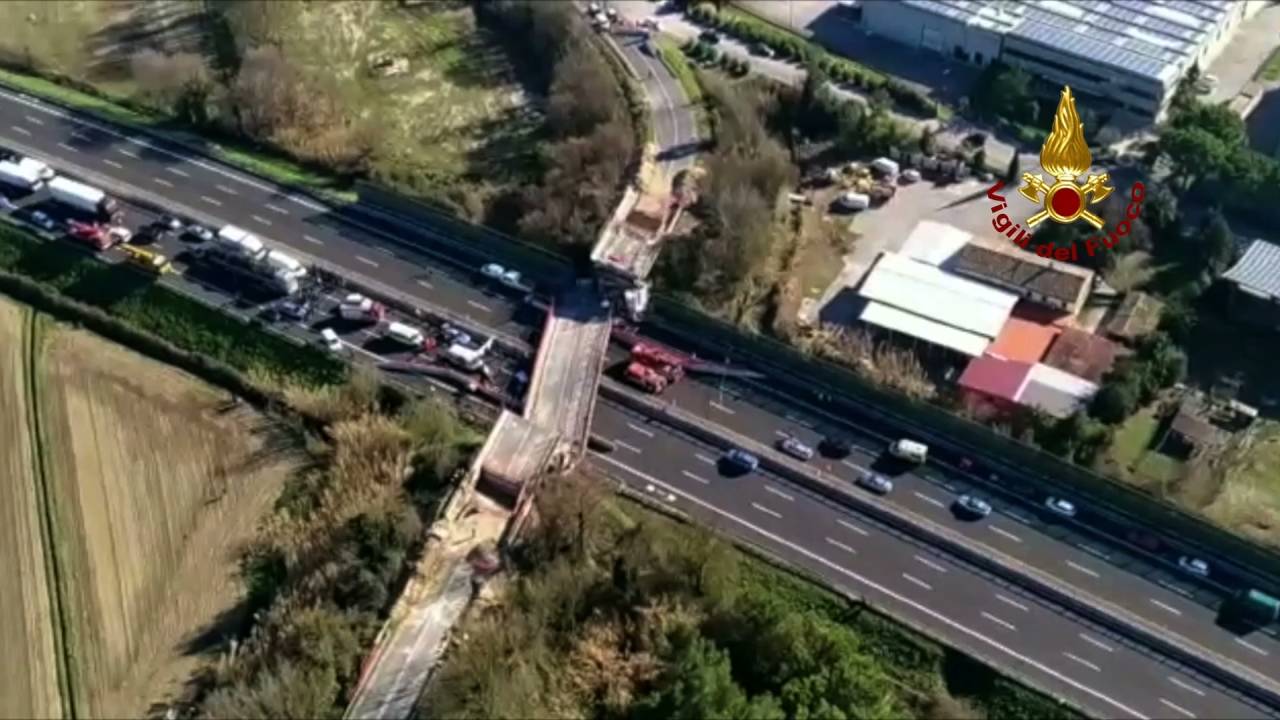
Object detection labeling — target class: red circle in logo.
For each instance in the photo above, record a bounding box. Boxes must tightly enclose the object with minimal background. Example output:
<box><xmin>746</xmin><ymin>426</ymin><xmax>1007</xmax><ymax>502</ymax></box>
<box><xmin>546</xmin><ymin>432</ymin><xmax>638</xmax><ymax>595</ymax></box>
<box><xmin>1050</xmin><ymin>185</ymin><xmax>1082</xmax><ymax>218</ymax></box>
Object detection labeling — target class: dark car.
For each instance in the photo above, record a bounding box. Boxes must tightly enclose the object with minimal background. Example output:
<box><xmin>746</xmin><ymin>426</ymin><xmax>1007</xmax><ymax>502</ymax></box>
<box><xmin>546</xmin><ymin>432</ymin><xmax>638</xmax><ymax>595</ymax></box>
<box><xmin>278</xmin><ymin>298</ymin><xmax>313</xmax><ymax>322</ymax></box>
<box><xmin>183</xmin><ymin>224</ymin><xmax>214</xmax><ymax>243</ymax></box>
<box><xmin>699</xmin><ymin>29</ymin><xmax>721</xmax><ymax>44</ymax></box>
<box><xmin>722</xmin><ymin>448</ymin><xmax>759</xmax><ymax>473</ymax></box>
<box><xmin>954</xmin><ymin>494</ymin><xmax>993</xmax><ymax>519</ymax></box>
<box><xmin>158</xmin><ymin>214</ymin><xmax>184</xmax><ymax>232</ymax></box>
<box><xmin>819</xmin><ymin>436</ymin><xmax>853</xmax><ymax>459</ymax></box>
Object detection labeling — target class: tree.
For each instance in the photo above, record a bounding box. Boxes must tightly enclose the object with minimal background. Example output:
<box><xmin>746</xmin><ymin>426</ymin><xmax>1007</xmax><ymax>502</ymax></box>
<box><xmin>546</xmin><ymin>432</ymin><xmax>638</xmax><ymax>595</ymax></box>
<box><xmin>1142</xmin><ymin>182</ymin><xmax>1179</xmax><ymax>237</ymax></box>
<box><xmin>1090</xmin><ymin>369</ymin><xmax>1141</xmax><ymax>424</ymax></box>
<box><xmin>1197</xmin><ymin>208</ymin><xmax>1236</xmax><ymax>275</ymax></box>
<box><xmin>631</xmin><ymin>635</ymin><xmax>753</xmax><ymax>720</ymax></box>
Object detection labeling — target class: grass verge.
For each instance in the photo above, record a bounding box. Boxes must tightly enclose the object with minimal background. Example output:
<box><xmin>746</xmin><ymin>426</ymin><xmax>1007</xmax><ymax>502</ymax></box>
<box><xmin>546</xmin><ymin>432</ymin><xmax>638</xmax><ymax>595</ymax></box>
<box><xmin>655</xmin><ymin>36</ymin><xmax>711</xmax><ymax>138</ymax></box>
<box><xmin>1256</xmin><ymin>47</ymin><xmax>1280</xmax><ymax>83</ymax></box>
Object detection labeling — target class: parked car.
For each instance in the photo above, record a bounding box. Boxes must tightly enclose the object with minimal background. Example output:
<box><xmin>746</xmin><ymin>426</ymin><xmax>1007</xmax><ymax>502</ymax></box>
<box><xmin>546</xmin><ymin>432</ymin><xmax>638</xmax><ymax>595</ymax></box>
<box><xmin>722</xmin><ymin>448</ymin><xmax>759</xmax><ymax>473</ymax></box>
<box><xmin>856</xmin><ymin>471</ymin><xmax>894</xmax><ymax>495</ymax></box>
<box><xmin>1178</xmin><ymin>556</ymin><xmax>1210</xmax><ymax>578</ymax></box>
<box><xmin>777</xmin><ymin>436</ymin><xmax>814</xmax><ymax>462</ymax></box>
<box><xmin>30</xmin><ymin>210</ymin><xmax>57</xmax><ymax>231</ymax></box>
<box><xmin>319</xmin><ymin>327</ymin><xmax>343</xmax><ymax>353</ymax></box>
<box><xmin>183</xmin><ymin>224</ymin><xmax>215</xmax><ymax>243</ymax></box>
<box><xmin>954</xmin><ymin>494</ymin><xmax>993</xmax><ymax>519</ymax></box>
<box><xmin>1044</xmin><ymin>497</ymin><xmax>1077</xmax><ymax>518</ymax></box>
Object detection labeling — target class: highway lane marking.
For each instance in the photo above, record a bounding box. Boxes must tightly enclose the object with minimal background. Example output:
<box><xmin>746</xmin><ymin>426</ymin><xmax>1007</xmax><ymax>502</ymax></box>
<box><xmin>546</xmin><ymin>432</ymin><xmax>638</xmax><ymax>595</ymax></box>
<box><xmin>166</xmin><ymin>166</ymin><xmax>189</xmax><ymax>177</ymax></box>
<box><xmin>751</xmin><ymin>502</ymin><xmax>782</xmax><ymax>519</ymax></box>
<box><xmin>117</xmin><ymin>147</ymin><xmax>139</xmax><ymax>158</ymax></box>
<box><xmin>841</xmin><ymin>460</ymin><xmax>867</xmax><ymax>472</ymax></box>
<box><xmin>252</xmin><ymin>214</ymin><xmax>273</xmax><ymax>226</ymax></box>
<box><xmin>57</xmin><ymin>142</ymin><xmax>77</xmax><ymax>152</ymax></box>
<box><xmin>467</xmin><ymin>300</ymin><xmax>491</xmax><ymax>312</ymax></box>
<box><xmin>102</xmin><ymin>158</ymin><xmax>122</xmax><ymax>169</ymax></box>
<box><xmin>1066</xmin><ymin>560</ymin><xmax>1099</xmax><ymax>579</ymax></box>
<box><xmin>265</xmin><ymin>203</ymin><xmax>290</xmax><ymax>215</ymax></box>
<box><xmin>613</xmin><ymin>439</ymin><xmax>642</xmax><ymax>454</ymax></box>
<box><xmin>901</xmin><ymin>573</ymin><xmax>932</xmax><ymax>591</ymax></box>
<box><xmin>1167</xmin><ymin>677</ymin><xmax>1205</xmax><ymax>697</ymax></box>
<box><xmin>1148</xmin><ymin>598</ymin><xmax>1182</xmax><ymax>616</ymax></box>
<box><xmin>981</xmin><ymin>611</ymin><xmax>1016</xmax><ymax>631</ymax></box>
<box><xmin>774</xmin><ymin>429</ymin><xmax>789</xmax><ymax>438</ymax></box>
<box><xmin>153</xmin><ymin>177</ymin><xmax>173</xmax><ymax>187</ymax></box>
<box><xmin>764</xmin><ymin>485</ymin><xmax>794</xmax><ymax>502</ymax></box>
<box><xmin>1234</xmin><ymin>637</ymin><xmax>1269</xmax><ymax>656</ymax></box>
<box><xmin>825</xmin><ymin>537</ymin><xmax>856</xmax><ymax>555</ymax></box>
<box><xmin>216</xmin><ymin>184</ymin><xmax>238</xmax><ymax>195</ymax></box>
<box><xmin>694</xmin><ymin>453</ymin><xmax>716</xmax><ymax>465</ymax></box>
<box><xmin>913</xmin><ymin>491</ymin><xmax>945</xmax><ymax>508</ymax></box>
<box><xmin>837</xmin><ymin>519</ymin><xmax>869</xmax><ymax>537</ymax></box>
<box><xmin>1078</xmin><ymin>633</ymin><xmax>1115</xmax><ymax>653</ymax></box>
<box><xmin>915</xmin><ymin>555</ymin><xmax>948</xmax><ymax>573</ymax></box>
<box><xmin>589</xmin><ymin>454</ymin><xmax>1150</xmax><ymax>720</ymax></box>
<box><xmin>626</xmin><ymin>423</ymin><xmax>654</xmax><ymax>438</ymax></box>
<box><xmin>303</xmin><ymin>234</ymin><xmax>324</xmax><ymax>245</ymax></box>
<box><xmin>374</xmin><ymin>246</ymin><xmax>395</xmax><ymax>256</ymax></box>
<box><xmin>10</xmin><ymin>125</ymin><xmax>30</xmax><ymax>135</ymax></box>
<box><xmin>1062</xmin><ymin>652</ymin><xmax>1100</xmax><ymax>673</ymax></box>
<box><xmin>201</xmin><ymin>195</ymin><xmax>222</xmax><ymax>206</ymax></box>
<box><xmin>1004</xmin><ymin>509</ymin><xmax>1035</xmax><ymax>524</ymax></box>
<box><xmin>24</xmin><ymin>115</ymin><xmax>42</xmax><ymax>125</ymax></box>
<box><xmin>989</xmin><ymin>525</ymin><xmax>1022</xmax><ymax>543</ymax></box>
<box><xmin>416</xmin><ymin>279</ymin><xmax>433</xmax><ymax>289</ymax></box>
<box><xmin>1158</xmin><ymin>698</ymin><xmax>1196</xmax><ymax>719</ymax></box>
<box><xmin>995</xmin><ymin>594</ymin><xmax>1029</xmax><ymax>612</ymax></box>
<box><xmin>710</xmin><ymin>401</ymin><xmax>736</xmax><ymax>415</ymax></box>
<box><xmin>682</xmin><ymin>470</ymin><xmax>710</xmax><ymax>485</ymax></box>
<box><xmin>1079</xmin><ymin>544</ymin><xmax>1111</xmax><ymax>560</ymax></box>
<box><xmin>1156</xmin><ymin>580</ymin><xmax>1193</xmax><ymax>598</ymax></box>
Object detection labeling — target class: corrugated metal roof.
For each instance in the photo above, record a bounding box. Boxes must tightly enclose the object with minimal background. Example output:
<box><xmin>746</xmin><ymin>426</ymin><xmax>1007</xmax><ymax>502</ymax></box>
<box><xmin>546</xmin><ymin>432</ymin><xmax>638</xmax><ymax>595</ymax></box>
<box><xmin>959</xmin><ymin>355</ymin><xmax>1033</xmax><ymax>401</ymax></box>
<box><xmin>1222</xmin><ymin>240</ymin><xmax>1280</xmax><ymax>301</ymax></box>
<box><xmin>899</xmin><ymin>220</ymin><xmax>972</xmax><ymax>267</ymax></box>
<box><xmin>859</xmin><ymin>301</ymin><xmax>993</xmax><ymax>357</ymax></box>
<box><xmin>858</xmin><ymin>252</ymin><xmax>1019</xmax><ymax>339</ymax></box>
<box><xmin>1015</xmin><ymin>363</ymin><xmax>1098</xmax><ymax>417</ymax></box>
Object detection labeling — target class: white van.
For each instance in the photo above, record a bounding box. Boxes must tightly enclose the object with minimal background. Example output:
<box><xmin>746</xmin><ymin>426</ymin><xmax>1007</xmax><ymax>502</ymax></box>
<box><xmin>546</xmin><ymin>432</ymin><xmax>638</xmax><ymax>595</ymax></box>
<box><xmin>888</xmin><ymin>438</ymin><xmax>928</xmax><ymax>463</ymax></box>
<box><xmin>385</xmin><ymin>321</ymin><xmax>425</xmax><ymax>348</ymax></box>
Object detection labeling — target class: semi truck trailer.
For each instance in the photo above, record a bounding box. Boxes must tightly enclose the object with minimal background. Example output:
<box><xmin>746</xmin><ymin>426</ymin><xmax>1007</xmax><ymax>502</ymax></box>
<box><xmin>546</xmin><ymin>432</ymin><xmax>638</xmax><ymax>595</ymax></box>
<box><xmin>0</xmin><ymin>159</ymin><xmax>45</xmax><ymax>192</ymax></box>
<box><xmin>194</xmin><ymin>224</ymin><xmax>307</xmax><ymax>295</ymax></box>
<box><xmin>47</xmin><ymin>176</ymin><xmax>119</xmax><ymax>220</ymax></box>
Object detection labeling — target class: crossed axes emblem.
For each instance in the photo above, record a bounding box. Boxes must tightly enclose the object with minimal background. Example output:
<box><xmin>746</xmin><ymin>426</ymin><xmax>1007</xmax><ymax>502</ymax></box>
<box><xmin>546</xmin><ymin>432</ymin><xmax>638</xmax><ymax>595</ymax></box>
<box><xmin>1019</xmin><ymin>171</ymin><xmax>1114</xmax><ymax>230</ymax></box>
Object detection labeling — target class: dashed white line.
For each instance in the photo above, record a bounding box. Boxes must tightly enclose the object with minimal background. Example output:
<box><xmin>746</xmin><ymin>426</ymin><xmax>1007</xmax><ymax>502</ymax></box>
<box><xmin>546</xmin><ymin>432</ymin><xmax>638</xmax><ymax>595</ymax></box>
<box><xmin>1167</xmin><ymin>677</ymin><xmax>1205</xmax><ymax>697</ymax></box>
<box><xmin>57</xmin><ymin>142</ymin><xmax>77</xmax><ymax>152</ymax></box>
<box><xmin>764</xmin><ymin>485</ymin><xmax>795</xmax><ymax>502</ymax></box>
<box><xmin>1157</xmin><ymin>580</ymin><xmax>1193</xmax><ymax>598</ymax></box>
<box><xmin>913</xmin><ymin>491</ymin><xmax>945</xmax><ymax>508</ymax></box>
<box><xmin>614</xmin><ymin>439</ymin><xmax>642</xmax><ymax>454</ymax></box>
<box><xmin>466</xmin><ymin>300</ymin><xmax>491</xmax><ymax>312</ymax></box>
<box><xmin>166</xmin><ymin>166</ymin><xmax>189</xmax><ymax>177</ymax></box>
<box><xmin>1078</xmin><ymin>633</ymin><xmax>1115</xmax><ymax>653</ymax></box>
<box><xmin>1079</xmin><ymin>544</ymin><xmax>1111</xmax><ymax>560</ymax></box>
<box><xmin>989</xmin><ymin>525</ymin><xmax>1023</xmax><ymax>543</ymax></box>
<box><xmin>216</xmin><ymin>184</ymin><xmax>239</xmax><ymax>195</ymax></box>
<box><xmin>626</xmin><ymin>423</ymin><xmax>654</xmax><ymax>438</ymax></box>
<box><xmin>265</xmin><ymin>203</ymin><xmax>289</xmax><ymax>215</ymax></box>
<box><xmin>153</xmin><ymin>177</ymin><xmax>173</xmax><ymax>187</ymax></box>
<box><xmin>1066</xmin><ymin>560</ymin><xmax>1099</xmax><ymax>578</ymax></box>
<box><xmin>981</xmin><ymin>612</ymin><xmax>1016</xmax><ymax>631</ymax></box>
<box><xmin>774</xmin><ymin>429</ymin><xmax>790</xmax><ymax>438</ymax></box>
<box><xmin>1063</xmin><ymin>652</ymin><xmax>1101</xmax><ymax>673</ymax></box>
<box><xmin>694</xmin><ymin>453</ymin><xmax>716</xmax><ymax>465</ymax></box>
<box><xmin>201</xmin><ymin>195</ymin><xmax>222</xmax><ymax>206</ymax></box>
<box><xmin>838</xmin><ymin>519</ymin><xmax>869</xmax><ymax>536</ymax></box>
<box><xmin>751</xmin><ymin>502</ymin><xmax>782</xmax><ymax>519</ymax></box>
<box><xmin>710</xmin><ymin>401</ymin><xmax>736</xmax><ymax>415</ymax></box>
<box><xmin>1005</xmin><ymin>509</ymin><xmax>1035</xmax><ymax>524</ymax></box>
<box><xmin>825</xmin><ymin>537</ymin><xmax>857</xmax><ymax>555</ymax></box>
<box><xmin>995</xmin><ymin>594</ymin><xmax>1029</xmax><ymax>612</ymax></box>
<box><xmin>682</xmin><ymin>470</ymin><xmax>711</xmax><ymax>485</ymax></box>
<box><xmin>1234</xmin><ymin>637</ymin><xmax>1269</xmax><ymax>656</ymax></box>
<box><xmin>1149</xmin><ymin>598</ymin><xmax>1183</xmax><ymax>616</ymax></box>
<box><xmin>304</xmin><ymin>234</ymin><xmax>324</xmax><ymax>246</ymax></box>
<box><xmin>117</xmin><ymin>147</ymin><xmax>139</xmax><ymax>158</ymax></box>
<box><xmin>901</xmin><ymin>573</ymin><xmax>932</xmax><ymax>591</ymax></box>
<box><xmin>10</xmin><ymin>125</ymin><xmax>30</xmax><ymax>135</ymax></box>
<box><xmin>102</xmin><ymin>158</ymin><xmax>122</xmax><ymax>169</ymax></box>
<box><xmin>842</xmin><ymin>460</ymin><xmax>867</xmax><ymax>472</ymax></box>
<box><xmin>915</xmin><ymin>555</ymin><xmax>948</xmax><ymax>573</ymax></box>
<box><xmin>416</xmin><ymin>278</ymin><xmax>433</xmax><ymax>289</ymax></box>
<box><xmin>251</xmin><ymin>214</ymin><xmax>273</xmax><ymax>226</ymax></box>
<box><xmin>24</xmin><ymin>115</ymin><xmax>43</xmax><ymax>125</ymax></box>
<box><xmin>1159</xmin><ymin>698</ymin><xmax>1196</xmax><ymax>718</ymax></box>
<box><xmin>374</xmin><ymin>246</ymin><xmax>395</xmax><ymax>256</ymax></box>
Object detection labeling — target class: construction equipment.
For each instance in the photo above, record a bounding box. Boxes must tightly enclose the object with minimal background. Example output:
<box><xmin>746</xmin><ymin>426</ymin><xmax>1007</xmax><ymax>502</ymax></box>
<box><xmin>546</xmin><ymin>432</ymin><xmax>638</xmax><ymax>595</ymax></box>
<box><xmin>119</xmin><ymin>244</ymin><xmax>172</xmax><ymax>275</ymax></box>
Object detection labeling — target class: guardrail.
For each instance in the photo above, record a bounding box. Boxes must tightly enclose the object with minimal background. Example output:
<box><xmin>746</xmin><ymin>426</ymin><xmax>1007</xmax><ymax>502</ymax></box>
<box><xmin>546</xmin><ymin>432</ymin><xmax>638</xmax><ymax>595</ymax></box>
<box><xmin>598</xmin><ymin>376</ymin><xmax>1280</xmax><ymax>712</ymax></box>
<box><xmin>647</xmin><ymin>296</ymin><xmax>1280</xmax><ymax>596</ymax></box>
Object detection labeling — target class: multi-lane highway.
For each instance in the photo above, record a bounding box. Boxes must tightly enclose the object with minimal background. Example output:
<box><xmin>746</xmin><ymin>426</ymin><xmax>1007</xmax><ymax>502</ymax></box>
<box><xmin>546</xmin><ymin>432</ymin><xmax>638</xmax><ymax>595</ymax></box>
<box><xmin>4</xmin><ymin>80</ymin><xmax>1280</xmax><ymax>716</ymax></box>
<box><xmin>591</xmin><ymin>398</ymin><xmax>1269</xmax><ymax>720</ymax></box>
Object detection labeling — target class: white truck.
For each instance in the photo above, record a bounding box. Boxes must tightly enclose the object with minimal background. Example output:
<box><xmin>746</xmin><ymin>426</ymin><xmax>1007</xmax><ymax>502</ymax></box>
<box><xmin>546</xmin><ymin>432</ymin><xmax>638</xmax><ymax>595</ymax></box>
<box><xmin>337</xmin><ymin>293</ymin><xmax>386</xmax><ymax>323</ymax></box>
<box><xmin>0</xmin><ymin>159</ymin><xmax>45</xmax><ymax>192</ymax></box>
<box><xmin>197</xmin><ymin>225</ymin><xmax>306</xmax><ymax>295</ymax></box>
<box><xmin>446</xmin><ymin>337</ymin><xmax>494</xmax><ymax>373</ymax></box>
<box><xmin>47</xmin><ymin>176</ymin><xmax>119</xmax><ymax>219</ymax></box>
<box><xmin>20</xmin><ymin>158</ymin><xmax>55</xmax><ymax>181</ymax></box>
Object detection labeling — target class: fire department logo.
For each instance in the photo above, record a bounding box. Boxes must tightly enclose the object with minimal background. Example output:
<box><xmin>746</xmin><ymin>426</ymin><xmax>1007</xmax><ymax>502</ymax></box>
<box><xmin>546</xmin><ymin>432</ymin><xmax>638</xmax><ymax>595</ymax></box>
<box><xmin>1018</xmin><ymin>85</ymin><xmax>1113</xmax><ymax>230</ymax></box>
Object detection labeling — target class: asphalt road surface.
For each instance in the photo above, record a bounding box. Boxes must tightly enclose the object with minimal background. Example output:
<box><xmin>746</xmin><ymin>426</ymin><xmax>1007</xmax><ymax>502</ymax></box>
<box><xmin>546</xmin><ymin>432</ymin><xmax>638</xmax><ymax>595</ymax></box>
<box><xmin>614</xmin><ymin>31</ymin><xmax>702</xmax><ymax>175</ymax></box>
<box><xmin>591</xmin><ymin>398</ymin><xmax>1272</xmax><ymax>720</ymax></box>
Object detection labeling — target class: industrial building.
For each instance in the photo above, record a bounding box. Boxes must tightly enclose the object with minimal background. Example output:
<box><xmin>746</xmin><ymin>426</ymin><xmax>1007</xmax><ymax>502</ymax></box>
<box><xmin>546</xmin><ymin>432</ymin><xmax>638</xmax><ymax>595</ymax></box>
<box><xmin>860</xmin><ymin>0</ymin><xmax>1266</xmax><ymax>120</ymax></box>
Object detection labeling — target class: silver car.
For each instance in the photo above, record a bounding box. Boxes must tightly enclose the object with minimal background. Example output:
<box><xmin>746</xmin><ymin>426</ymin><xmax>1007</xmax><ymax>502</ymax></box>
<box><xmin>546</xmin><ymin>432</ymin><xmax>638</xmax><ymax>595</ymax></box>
<box><xmin>778</xmin><ymin>436</ymin><xmax>814</xmax><ymax>462</ymax></box>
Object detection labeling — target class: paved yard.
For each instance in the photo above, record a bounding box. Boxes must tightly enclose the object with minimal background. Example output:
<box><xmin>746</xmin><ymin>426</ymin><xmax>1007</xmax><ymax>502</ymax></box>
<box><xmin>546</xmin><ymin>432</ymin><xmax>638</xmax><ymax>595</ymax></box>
<box><xmin>1206</xmin><ymin>4</ymin><xmax>1280</xmax><ymax>104</ymax></box>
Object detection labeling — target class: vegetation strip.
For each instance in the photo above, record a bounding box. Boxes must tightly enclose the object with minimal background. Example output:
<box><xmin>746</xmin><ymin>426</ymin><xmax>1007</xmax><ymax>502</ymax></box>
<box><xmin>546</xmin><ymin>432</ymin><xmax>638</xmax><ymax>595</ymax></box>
<box><xmin>22</xmin><ymin>310</ymin><xmax>77</xmax><ymax>717</ymax></box>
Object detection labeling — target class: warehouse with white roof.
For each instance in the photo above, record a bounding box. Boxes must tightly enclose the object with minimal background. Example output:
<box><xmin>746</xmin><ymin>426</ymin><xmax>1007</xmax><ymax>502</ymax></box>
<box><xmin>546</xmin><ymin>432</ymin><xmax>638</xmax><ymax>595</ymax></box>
<box><xmin>861</xmin><ymin>0</ymin><xmax>1265</xmax><ymax>119</ymax></box>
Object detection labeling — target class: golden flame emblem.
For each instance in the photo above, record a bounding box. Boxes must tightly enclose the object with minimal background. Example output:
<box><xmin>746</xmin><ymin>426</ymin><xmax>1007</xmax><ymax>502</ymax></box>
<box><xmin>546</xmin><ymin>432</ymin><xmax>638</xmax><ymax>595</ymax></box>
<box><xmin>1018</xmin><ymin>86</ymin><xmax>1114</xmax><ymax>229</ymax></box>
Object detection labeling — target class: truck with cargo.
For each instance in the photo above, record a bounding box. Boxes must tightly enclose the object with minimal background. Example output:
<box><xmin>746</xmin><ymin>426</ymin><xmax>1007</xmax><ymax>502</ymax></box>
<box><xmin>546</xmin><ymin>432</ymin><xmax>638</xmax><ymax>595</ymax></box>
<box><xmin>47</xmin><ymin>176</ymin><xmax>119</xmax><ymax>220</ymax></box>
<box><xmin>1228</xmin><ymin>589</ymin><xmax>1280</xmax><ymax>626</ymax></box>
<box><xmin>337</xmin><ymin>293</ymin><xmax>387</xmax><ymax>323</ymax></box>
<box><xmin>0</xmin><ymin>159</ymin><xmax>45</xmax><ymax>192</ymax></box>
<box><xmin>624</xmin><ymin>362</ymin><xmax>668</xmax><ymax>393</ymax></box>
<box><xmin>194</xmin><ymin>225</ymin><xmax>305</xmax><ymax>295</ymax></box>
<box><xmin>631</xmin><ymin>342</ymin><xmax>685</xmax><ymax>383</ymax></box>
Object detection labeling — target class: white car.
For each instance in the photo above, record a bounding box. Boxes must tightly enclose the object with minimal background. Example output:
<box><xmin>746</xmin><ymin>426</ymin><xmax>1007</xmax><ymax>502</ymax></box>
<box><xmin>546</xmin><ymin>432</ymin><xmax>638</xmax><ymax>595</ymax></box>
<box><xmin>1178</xmin><ymin>556</ymin><xmax>1210</xmax><ymax>578</ymax></box>
<box><xmin>1044</xmin><ymin>497</ymin><xmax>1077</xmax><ymax>518</ymax></box>
<box><xmin>106</xmin><ymin>226</ymin><xmax>133</xmax><ymax>245</ymax></box>
<box><xmin>319</xmin><ymin>327</ymin><xmax>343</xmax><ymax>353</ymax></box>
<box><xmin>500</xmin><ymin>269</ymin><xmax>523</xmax><ymax>290</ymax></box>
<box><xmin>481</xmin><ymin>263</ymin><xmax>506</xmax><ymax>281</ymax></box>
<box><xmin>778</xmin><ymin>436</ymin><xmax>814</xmax><ymax>462</ymax></box>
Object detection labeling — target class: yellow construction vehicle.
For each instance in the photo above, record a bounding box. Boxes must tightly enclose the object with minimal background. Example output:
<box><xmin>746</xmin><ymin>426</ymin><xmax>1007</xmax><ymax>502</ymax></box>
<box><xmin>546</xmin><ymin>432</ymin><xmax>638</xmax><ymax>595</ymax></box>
<box><xmin>118</xmin><ymin>244</ymin><xmax>173</xmax><ymax>275</ymax></box>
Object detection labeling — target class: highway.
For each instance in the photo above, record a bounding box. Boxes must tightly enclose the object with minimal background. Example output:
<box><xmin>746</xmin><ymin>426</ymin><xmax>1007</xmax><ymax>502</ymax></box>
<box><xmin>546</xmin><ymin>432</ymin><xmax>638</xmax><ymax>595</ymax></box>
<box><xmin>3</xmin><ymin>78</ymin><xmax>1280</xmax><ymax>715</ymax></box>
<box><xmin>614</xmin><ymin>30</ymin><xmax>701</xmax><ymax>175</ymax></box>
<box><xmin>591</xmin><ymin>398</ymin><xmax>1270</xmax><ymax>720</ymax></box>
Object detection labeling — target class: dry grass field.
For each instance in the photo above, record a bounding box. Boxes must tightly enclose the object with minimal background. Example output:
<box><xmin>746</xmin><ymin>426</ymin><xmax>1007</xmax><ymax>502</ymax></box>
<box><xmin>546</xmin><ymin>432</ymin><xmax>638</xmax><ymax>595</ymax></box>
<box><xmin>27</xmin><ymin>315</ymin><xmax>302</xmax><ymax>716</ymax></box>
<box><xmin>0</xmin><ymin>298</ymin><xmax>62</xmax><ymax>719</ymax></box>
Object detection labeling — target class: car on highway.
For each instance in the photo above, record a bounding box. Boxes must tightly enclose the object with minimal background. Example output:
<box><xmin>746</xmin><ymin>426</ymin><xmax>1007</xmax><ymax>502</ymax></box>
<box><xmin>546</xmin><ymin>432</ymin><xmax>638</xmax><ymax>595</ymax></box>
<box><xmin>722</xmin><ymin>448</ymin><xmax>759</xmax><ymax>473</ymax></box>
<box><xmin>855</xmin><ymin>471</ymin><xmax>894</xmax><ymax>495</ymax></box>
<box><xmin>481</xmin><ymin>262</ymin><xmax>523</xmax><ymax>290</ymax></box>
<box><xmin>954</xmin><ymin>494</ymin><xmax>993</xmax><ymax>519</ymax></box>
<box><xmin>158</xmin><ymin>214</ymin><xmax>184</xmax><ymax>232</ymax></box>
<box><xmin>319</xmin><ymin>327</ymin><xmax>343</xmax><ymax>354</ymax></box>
<box><xmin>1044</xmin><ymin>497</ymin><xmax>1077</xmax><ymax>518</ymax></box>
<box><xmin>1178</xmin><ymin>555</ymin><xmax>1210</xmax><ymax>578</ymax></box>
<box><xmin>819</xmin><ymin>436</ymin><xmax>853</xmax><ymax>459</ymax></box>
<box><xmin>276</xmin><ymin>298</ymin><xmax>313</xmax><ymax>322</ymax></box>
<box><xmin>441</xmin><ymin>323</ymin><xmax>472</xmax><ymax>347</ymax></box>
<box><xmin>777</xmin><ymin>436</ymin><xmax>814</xmax><ymax>462</ymax></box>
<box><xmin>183</xmin><ymin>224</ymin><xmax>214</xmax><ymax>243</ymax></box>
<box><xmin>30</xmin><ymin>210</ymin><xmax>57</xmax><ymax>232</ymax></box>
<box><xmin>888</xmin><ymin>438</ymin><xmax>928</xmax><ymax>463</ymax></box>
